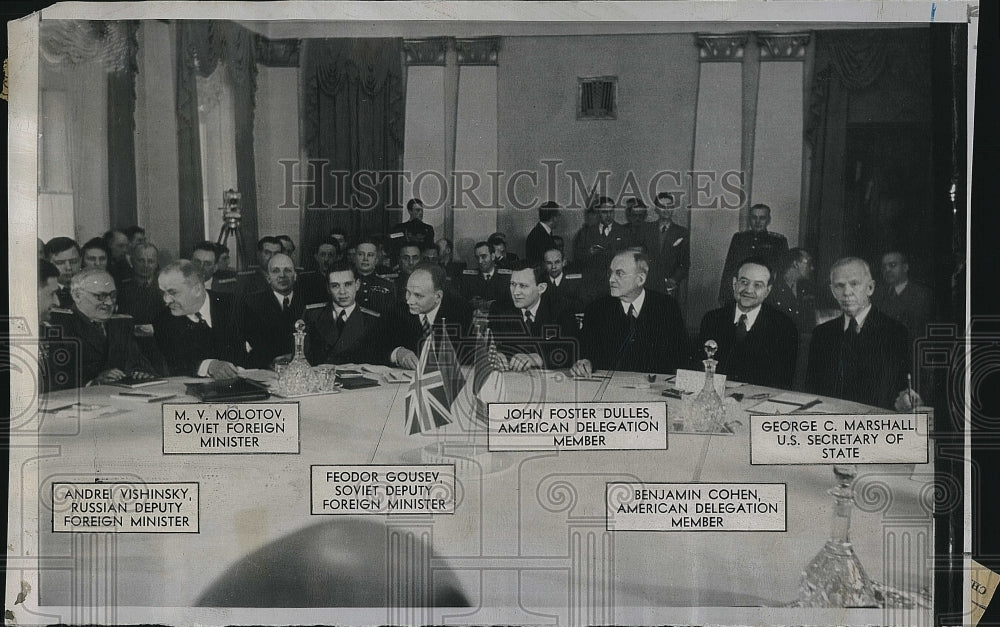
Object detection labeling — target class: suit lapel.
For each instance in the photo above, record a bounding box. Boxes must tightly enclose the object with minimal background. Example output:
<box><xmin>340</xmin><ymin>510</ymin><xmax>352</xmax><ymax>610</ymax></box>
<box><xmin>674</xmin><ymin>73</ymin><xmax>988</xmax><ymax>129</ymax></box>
<box><xmin>73</xmin><ymin>310</ymin><xmax>108</xmax><ymax>355</ymax></box>
<box><xmin>336</xmin><ymin>308</ymin><xmax>364</xmax><ymax>350</ymax></box>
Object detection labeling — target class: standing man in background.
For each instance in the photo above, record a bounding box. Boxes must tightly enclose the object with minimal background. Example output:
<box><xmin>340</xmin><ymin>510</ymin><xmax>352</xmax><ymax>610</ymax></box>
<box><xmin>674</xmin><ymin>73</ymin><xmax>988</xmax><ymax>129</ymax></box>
<box><xmin>718</xmin><ymin>203</ymin><xmax>788</xmax><ymax>305</ymax></box>
<box><xmin>525</xmin><ymin>201</ymin><xmax>560</xmax><ymax>265</ymax></box>
<box><xmin>637</xmin><ymin>191</ymin><xmax>689</xmax><ymax>298</ymax></box>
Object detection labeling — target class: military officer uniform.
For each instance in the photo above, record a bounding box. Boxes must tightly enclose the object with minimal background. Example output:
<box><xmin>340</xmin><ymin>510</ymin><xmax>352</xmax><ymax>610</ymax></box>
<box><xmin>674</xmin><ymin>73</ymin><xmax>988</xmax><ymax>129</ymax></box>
<box><xmin>356</xmin><ymin>273</ymin><xmax>397</xmax><ymax>316</ymax></box>
<box><xmin>303</xmin><ymin>302</ymin><xmax>391</xmax><ymax>366</ymax></box>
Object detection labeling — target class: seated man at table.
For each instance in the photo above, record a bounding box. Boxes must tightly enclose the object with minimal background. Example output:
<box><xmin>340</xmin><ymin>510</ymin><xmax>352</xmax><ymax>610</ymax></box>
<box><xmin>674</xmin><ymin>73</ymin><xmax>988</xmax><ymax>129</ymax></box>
<box><xmin>570</xmin><ymin>250</ymin><xmax>688</xmax><ymax>377</ymax></box>
<box><xmin>303</xmin><ymin>261</ymin><xmax>391</xmax><ymax>366</ymax></box>
<box><xmin>488</xmin><ymin>262</ymin><xmax>578</xmax><ymax>371</ymax></box>
<box><xmin>154</xmin><ymin>260</ymin><xmax>246</xmax><ymax>378</ymax></box>
<box><xmin>806</xmin><ymin>257</ymin><xmax>916</xmax><ymax>410</ymax></box>
<box><xmin>48</xmin><ymin>268</ymin><xmax>157</xmax><ymax>386</ymax></box>
<box><xmin>698</xmin><ymin>258</ymin><xmax>798</xmax><ymax>388</ymax></box>
<box><xmin>242</xmin><ymin>253</ymin><xmax>307</xmax><ymax>368</ymax></box>
<box><xmin>390</xmin><ymin>263</ymin><xmax>473</xmax><ymax>370</ymax></box>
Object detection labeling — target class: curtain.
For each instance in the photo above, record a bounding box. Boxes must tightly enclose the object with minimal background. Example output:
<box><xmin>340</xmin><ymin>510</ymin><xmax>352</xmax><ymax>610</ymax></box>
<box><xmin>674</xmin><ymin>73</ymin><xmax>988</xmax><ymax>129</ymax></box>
<box><xmin>176</xmin><ymin>22</ymin><xmax>259</xmax><ymax>265</ymax></box>
<box><xmin>106</xmin><ymin>21</ymin><xmax>139</xmax><ymax>229</ymax></box>
<box><xmin>39</xmin><ymin>21</ymin><xmax>134</xmax><ymax>238</ymax></box>
<box><xmin>804</xmin><ymin>29</ymin><xmax>932</xmax><ymax>283</ymax></box>
<box><xmin>299</xmin><ymin>38</ymin><xmax>405</xmax><ymax>258</ymax></box>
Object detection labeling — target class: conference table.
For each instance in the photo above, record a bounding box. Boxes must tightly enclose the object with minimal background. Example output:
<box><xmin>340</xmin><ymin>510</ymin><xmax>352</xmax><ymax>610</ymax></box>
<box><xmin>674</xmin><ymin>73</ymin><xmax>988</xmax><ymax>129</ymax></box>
<box><xmin>31</xmin><ymin>367</ymin><xmax>935</xmax><ymax>624</ymax></box>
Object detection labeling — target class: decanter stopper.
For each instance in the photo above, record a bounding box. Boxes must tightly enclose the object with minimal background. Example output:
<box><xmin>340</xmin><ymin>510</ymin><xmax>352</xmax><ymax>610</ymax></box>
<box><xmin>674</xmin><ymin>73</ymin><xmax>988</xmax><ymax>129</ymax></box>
<box><xmin>704</xmin><ymin>339</ymin><xmax>718</xmax><ymax>361</ymax></box>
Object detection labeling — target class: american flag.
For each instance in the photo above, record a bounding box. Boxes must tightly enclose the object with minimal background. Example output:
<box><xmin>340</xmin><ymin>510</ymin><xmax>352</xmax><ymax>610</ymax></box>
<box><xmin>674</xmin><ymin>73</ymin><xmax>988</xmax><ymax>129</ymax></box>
<box><xmin>404</xmin><ymin>338</ymin><xmax>454</xmax><ymax>434</ymax></box>
<box><xmin>467</xmin><ymin>328</ymin><xmax>505</xmax><ymax>428</ymax></box>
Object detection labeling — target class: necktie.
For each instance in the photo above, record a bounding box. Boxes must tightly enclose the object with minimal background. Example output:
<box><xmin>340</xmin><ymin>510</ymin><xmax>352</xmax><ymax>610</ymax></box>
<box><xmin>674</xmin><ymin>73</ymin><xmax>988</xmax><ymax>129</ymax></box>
<box><xmin>627</xmin><ymin>304</ymin><xmax>637</xmax><ymax>339</ymax></box>
<box><xmin>735</xmin><ymin>313</ymin><xmax>748</xmax><ymax>341</ymax></box>
<box><xmin>421</xmin><ymin>315</ymin><xmax>432</xmax><ymax>343</ymax></box>
<box><xmin>659</xmin><ymin>223</ymin><xmax>668</xmax><ymax>251</ymax></box>
<box><xmin>628</xmin><ymin>304</ymin><xmax>637</xmax><ymax>319</ymax></box>
<box><xmin>837</xmin><ymin>317</ymin><xmax>859</xmax><ymax>396</ymax></box>
<box><xmin>602</xmin><ymin>225</ymin><xmax>609</xmax><ymax>237</ymax></box>
<box><xmin>847</xmin><ymin>316</ymin><xmax>859</xmax><ymax>337</ymax></box>
<box><xmin>336</xmin><ymin>309</ymin><xmax>347</xmax><ymax>333</ymax></box>
<box><xmin>282</xmin><ymin>296</ymin><xmax>290</xmax><ymax>313</ymax></box>
<box><xmin>484</xmin><ymin>273</ymin><xmax>492</xmax><ymax>282</ymax></box>
<box><xmin>195</xmin><ymin>312</ymin><xmax>209</xmax><ymax>328</ymax></box>
<box><xmin>94</xmin><ymin>320</ymin><xmax>107</xmax><ymax>338</ymax></box>
<box><xmin>524</xmin><ymin>310</ymin><xmax>534</xmax><ymax>331</ymax></box>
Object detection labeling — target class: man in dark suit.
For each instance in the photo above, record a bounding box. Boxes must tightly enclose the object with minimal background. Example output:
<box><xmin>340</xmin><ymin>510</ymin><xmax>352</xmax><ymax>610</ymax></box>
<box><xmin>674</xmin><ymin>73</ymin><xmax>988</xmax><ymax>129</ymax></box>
<box><xmin>48</xmin><ymin>268</ymin><xmax>157</xmax><ymax>386</ymax></box>
<box><xmin>806</xmin><ymin>257</ymin><xmax>914</xmax><ymax>410</ymax></box>
<box><xmin>154</xmin><ymin>260</ymin><xmax>246</xmax><ymax>378</ymax></box>
<box><xmin>718</xmin><ymin>203</ymin><xmax>788</xmax><ymax>305</ymax></box>
<box><xmin>44</xmin><ymin>237</ymin><xmax>82</xmax><ymax>308</ymax></box>
<box><xmin>542</xmin><ymin>246</ymin><xmax>587</xmax><ymax>314</ymax></box>
<box><xmin>570</xmin><ymin>250</ymin><xmax>688</xmax><ymax>376</ymax></box>
<box><xmin>461</xmin><ymin>241</ymin><xmax>513</xmax><ymax>310</ymax></box>
<box><xmin>525</xmin><ymin>201</ymin><xmax>560</xmax><ymax>265</ymax></box>
<box><xmin>699</xmin><ymin>258</ymin><xmax>798</xmax><ymax>388</ymax></box>
<box><xmin>303</xmin><ymin>262</ymin><xmax>391</xmax><ymax>366</ymax></box>
<box><xmin>296</xmin><ymin>239</ymin><xmax>341</xmax><ymax>304</ymax></box>
<box><xmin>390</xmin><ymin>264</ymin><xmax>473</xmax><ymax>370</ymax></box>
<box><xmin>873</xmin><ymin>250</ymin><xmax>936</xmax><ymax>344</ymax></box>
<box><xmin>241</xmin><ymin>253</ymin><xmax>307</xmax><ymax>368</ymax></box>
<box><xmin>390</xmin><ymin>198</ymin><xmax>435</xmax><ymax>248</ymax></box>
<box><xmin>572</xmin><ymin>197</ymin><xmax>632</xmax><ymax>299</ymax></box>
<box><xmin>488</xmin><ymin>262</ymin><xmax>578</xmax><ymax>370</ymax></box>
<box><xmin>636</xmin><ymin>192</ymin><xmax>690</xmax><ymax>298</ymax></box>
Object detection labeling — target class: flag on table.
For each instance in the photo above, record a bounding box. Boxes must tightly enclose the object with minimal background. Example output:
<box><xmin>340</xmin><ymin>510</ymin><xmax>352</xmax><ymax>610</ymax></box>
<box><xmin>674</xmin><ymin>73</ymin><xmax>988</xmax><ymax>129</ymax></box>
<box><xmin>404</xmin><ymin>333</ymin><xmax>453</xmax><ymax>435</ymax></box>
<box><xmin>433</xmin><ymin>318</ymin><xmax>466</xmax><ymax>408</ymax></box>
<box><xmin>454</xmin><ymin>328</ymin><xmax>506</xmax><ymax>431</ymax></box>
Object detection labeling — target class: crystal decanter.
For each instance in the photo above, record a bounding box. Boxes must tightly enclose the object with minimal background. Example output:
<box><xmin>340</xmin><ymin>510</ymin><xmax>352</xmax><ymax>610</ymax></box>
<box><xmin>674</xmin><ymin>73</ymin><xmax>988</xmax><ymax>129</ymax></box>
<box><xmin>276</xmin><ymin>320</ymin><xmax>320</xmax><ymax>396</ymax></box>
<box><xmin>794</xmin><ymin>464</ymin><xmax>879</xmax><ymax>607</ymax></box>
<box><xmin>688</xmin><ymin>339</ymin><xmax>725</xmax><ymax>433</ymax></box>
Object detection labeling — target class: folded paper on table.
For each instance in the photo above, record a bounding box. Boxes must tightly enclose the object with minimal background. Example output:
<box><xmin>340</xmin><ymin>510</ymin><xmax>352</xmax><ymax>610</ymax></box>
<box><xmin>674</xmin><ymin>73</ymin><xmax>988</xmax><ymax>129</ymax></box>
<box><xmin>675</xmin><ymin>369</ymin><xmax>726</xmax><ymax>396</ymax></box>
<box><xmin>750</xmin><ymin>392</ymin><xmax>823</xmax><ymax>414</ymax></box>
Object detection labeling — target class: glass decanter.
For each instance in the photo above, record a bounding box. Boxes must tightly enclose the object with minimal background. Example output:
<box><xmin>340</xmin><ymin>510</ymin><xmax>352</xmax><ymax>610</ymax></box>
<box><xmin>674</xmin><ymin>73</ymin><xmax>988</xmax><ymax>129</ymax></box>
<box><xmin>276</xmin><ymin>320</ymin><xmax>320</xmax><ymax>396</ymax></box>
<box><xmin>688</xmin><ymin>340</ymin><xmax>725</xmax><ymax>433</ymax></box>
<box><xmin>794</xmin><ymin>465</ymin><xmax>879</xmax><ymax>607</ymax></box>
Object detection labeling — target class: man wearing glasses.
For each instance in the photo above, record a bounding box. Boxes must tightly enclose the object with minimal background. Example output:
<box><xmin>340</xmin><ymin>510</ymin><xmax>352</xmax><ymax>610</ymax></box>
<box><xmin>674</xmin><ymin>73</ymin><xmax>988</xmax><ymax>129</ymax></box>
<box><xmin>570</xmin><ymin>250</ymin><xmax>688</xmax><ymax>377</ymax></box>
<box><xmin>48</xmin><ymin>268</ymin><xmax>157</xmax><ymax>387</ymax></box>
<box><xmin>698</xmin><ymin>258</ymin><xmax>798</xmax><ymax>388</ymax></box>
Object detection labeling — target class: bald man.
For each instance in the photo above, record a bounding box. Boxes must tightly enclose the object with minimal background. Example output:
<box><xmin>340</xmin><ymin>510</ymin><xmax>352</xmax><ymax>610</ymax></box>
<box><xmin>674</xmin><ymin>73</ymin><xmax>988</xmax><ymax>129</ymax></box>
<box><xmin>48</xmin><ymin>268</ymin><xmax>157</xmax><ymax>386</ymax></box>
<box><xmin>241</xmin><ymin>253</ymin><xmax>308</xmax><ymax>368</ymax></box>
<box><xmin>390</xmin><ymin>264</ymin><xmax>473</xmax><ymax>370</ymax></box>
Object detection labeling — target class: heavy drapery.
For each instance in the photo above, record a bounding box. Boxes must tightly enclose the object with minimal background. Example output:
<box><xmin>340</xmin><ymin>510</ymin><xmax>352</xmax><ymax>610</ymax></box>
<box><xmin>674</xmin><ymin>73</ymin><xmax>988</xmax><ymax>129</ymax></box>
<box><xmin>176</xmin><ymin>21</ymin><xmax>260</xmax><ymax>264</ymax></box>
<box><xmin>299</xmin><ymin>38</ymin><xmax>405</xmax><ymax>258</ymax></box>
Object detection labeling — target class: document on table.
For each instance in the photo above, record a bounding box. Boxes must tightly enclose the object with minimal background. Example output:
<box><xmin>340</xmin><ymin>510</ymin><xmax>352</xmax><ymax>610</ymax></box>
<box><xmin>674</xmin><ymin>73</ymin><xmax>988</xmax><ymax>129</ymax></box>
<box><xmin>750</xmin><ymin>392</ymin><xmax>823</xmax><ymax>414</ymax></box>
